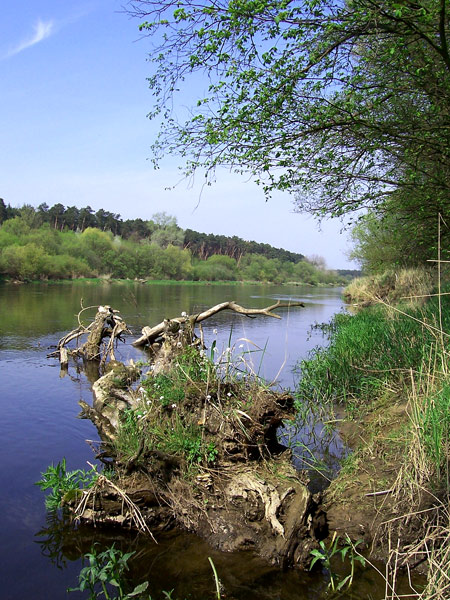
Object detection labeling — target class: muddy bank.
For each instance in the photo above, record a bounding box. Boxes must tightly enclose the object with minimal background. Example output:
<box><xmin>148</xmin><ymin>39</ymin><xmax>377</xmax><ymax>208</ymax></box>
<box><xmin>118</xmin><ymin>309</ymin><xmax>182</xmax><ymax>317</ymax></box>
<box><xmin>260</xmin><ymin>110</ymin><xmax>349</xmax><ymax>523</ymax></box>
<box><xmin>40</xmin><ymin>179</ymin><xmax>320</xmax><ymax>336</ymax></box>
<box><xmin>323</xmin><ymin>399</ymin><xmax>442</xmax><ymax>571</ymax></box>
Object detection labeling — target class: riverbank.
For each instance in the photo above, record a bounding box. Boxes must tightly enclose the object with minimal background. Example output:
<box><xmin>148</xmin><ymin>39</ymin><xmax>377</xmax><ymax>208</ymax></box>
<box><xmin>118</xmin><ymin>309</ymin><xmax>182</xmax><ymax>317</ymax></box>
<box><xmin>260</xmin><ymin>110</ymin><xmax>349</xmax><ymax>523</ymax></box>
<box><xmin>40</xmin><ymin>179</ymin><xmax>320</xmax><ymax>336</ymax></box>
<box><xmin>0</xmin><ymin>216</ymin><xmax>350</xmax><ymax>285</ymax></box>
<box><xmin>0</xmin><ymin>275</ymin><xmax>346</xmax><ymax>287</ymax></box>
<box><xmin>296</xmin><ymin>271</ymin><xmax>450</xmax><ymax>597</ymax></box>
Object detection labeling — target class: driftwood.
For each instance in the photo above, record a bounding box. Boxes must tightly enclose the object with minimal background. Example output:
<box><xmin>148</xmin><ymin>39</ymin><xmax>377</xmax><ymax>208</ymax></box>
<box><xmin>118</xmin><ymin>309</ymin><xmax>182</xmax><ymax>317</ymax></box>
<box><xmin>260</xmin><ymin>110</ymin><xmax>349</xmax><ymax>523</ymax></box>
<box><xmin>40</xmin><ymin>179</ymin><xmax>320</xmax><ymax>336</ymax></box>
<box><xmin>48</xmin><ymin>304</ymin><xmax>130</xmax><ymax>366</ymax></box>
<box><xmin>133</xmin><ymin>300</ymin><xmax>305</xmax><ymax>348</ymax></box>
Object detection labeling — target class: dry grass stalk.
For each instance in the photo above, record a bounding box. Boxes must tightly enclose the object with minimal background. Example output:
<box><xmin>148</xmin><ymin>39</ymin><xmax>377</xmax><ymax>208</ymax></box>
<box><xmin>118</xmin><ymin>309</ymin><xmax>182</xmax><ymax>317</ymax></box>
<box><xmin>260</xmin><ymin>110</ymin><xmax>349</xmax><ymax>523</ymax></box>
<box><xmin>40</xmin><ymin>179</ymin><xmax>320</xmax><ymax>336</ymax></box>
<box><xmin>75</xmin><ymin>471</ymin><xmax>157</xmax><ymax>543</ymax></box>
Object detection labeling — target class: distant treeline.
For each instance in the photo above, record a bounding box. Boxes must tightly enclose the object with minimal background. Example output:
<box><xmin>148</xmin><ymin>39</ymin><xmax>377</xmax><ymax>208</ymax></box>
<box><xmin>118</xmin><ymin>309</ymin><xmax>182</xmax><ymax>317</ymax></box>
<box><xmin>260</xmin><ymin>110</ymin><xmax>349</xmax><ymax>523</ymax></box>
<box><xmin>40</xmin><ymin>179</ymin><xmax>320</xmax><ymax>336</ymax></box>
<box><xmin>0</xmin><ymin>200</ymin><xmax>354</xmax><ymax>284</ymax></box>
<box><xmin>0</xmin><ymin>200</ymin><xmax>304</xmax><ymax>264</ymax></box>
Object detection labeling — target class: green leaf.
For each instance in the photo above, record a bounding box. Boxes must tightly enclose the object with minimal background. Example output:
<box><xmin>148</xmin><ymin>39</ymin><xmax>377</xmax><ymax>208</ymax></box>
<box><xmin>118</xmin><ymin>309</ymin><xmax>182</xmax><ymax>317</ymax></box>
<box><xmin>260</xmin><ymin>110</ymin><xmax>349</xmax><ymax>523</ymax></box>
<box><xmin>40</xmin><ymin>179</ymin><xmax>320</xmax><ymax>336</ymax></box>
<box><xmin>127</xmin><ymin>581</ymin><xmax>150</xmax><ymax>597</ymax></box>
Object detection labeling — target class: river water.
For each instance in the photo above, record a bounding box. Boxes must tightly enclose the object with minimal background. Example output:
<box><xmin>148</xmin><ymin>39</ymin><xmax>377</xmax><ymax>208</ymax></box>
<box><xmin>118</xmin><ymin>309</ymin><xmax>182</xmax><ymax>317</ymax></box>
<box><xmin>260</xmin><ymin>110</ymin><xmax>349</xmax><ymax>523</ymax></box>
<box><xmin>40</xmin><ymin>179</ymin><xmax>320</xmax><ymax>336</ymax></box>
<box><xmin>0</xmin><ymin>281</ymin><xmax>387</xmax><ymax>599</ymax></box>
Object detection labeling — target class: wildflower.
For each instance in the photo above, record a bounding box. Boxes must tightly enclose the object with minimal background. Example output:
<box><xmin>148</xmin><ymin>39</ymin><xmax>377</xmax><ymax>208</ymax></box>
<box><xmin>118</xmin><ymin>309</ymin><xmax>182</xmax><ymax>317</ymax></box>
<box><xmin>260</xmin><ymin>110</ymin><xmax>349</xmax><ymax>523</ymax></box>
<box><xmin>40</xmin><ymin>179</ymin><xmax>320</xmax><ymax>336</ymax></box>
<box><xmin>206</xmin><ymin>394</ymin><xmax>211</xmax><ymax>400</ymax></box>
<box><xmin>227</xmin><ymin>392</ymin><xmax>232</xmax><ymax>397</ymax></box>
<box><xmin>181</xmin><ymin>311</ymin><xmax>187</xmax><ymax>317</ymax></box>
<box><xmin>213</xmin><ymin>329</ymin><xmax>218</xmax><ymax>335</ymax></box>
<box><xmin>239</xmin><ymin>344</ymin><xmax>244</xmax><ymax>349</ymax></box>
<box><xmin>146</xmin><ymin>400</ymin><xmax>152</xmax><ymax>405</ymax></box>
<box><xmin>213</xmin><ymin>347</ymin><xmax>218</xmax><ymax>353</ymax></box>
<box><xmin>171</xmin><ymin>403</ymin><xmax>177</xmax><ymax>409</ymax></box>
<box><xmin>160</xmin><ymin>396</ymin><xmax>164</xmax><ymax>400</ymax></box>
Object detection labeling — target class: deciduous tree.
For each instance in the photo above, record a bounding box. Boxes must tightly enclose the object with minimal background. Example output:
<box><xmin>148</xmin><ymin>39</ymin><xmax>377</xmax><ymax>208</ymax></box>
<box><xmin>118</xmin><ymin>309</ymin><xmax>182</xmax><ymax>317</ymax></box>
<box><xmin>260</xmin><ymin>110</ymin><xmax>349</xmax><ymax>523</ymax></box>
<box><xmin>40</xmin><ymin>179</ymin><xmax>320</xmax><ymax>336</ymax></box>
<box><xmin>128</xmin><ymin>0</ymin><xmax>450</xmax><ymax>223</ymax></box>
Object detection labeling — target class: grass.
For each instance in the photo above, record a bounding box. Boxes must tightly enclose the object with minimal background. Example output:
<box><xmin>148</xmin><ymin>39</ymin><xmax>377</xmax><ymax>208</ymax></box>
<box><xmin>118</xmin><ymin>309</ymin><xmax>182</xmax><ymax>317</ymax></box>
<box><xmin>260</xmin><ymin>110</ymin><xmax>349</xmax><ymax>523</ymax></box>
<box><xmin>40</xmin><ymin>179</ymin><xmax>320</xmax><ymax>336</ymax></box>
<box><xmin>298</xmin><ymin>268</ymin><xmax>450</xmax><ymax>599</ymax></box>
<box><xmin>296</xmin><ymin>288</ymin><xmax>450</xmax><ymax>408</ymax></box>
<box><xmin>343</xmin><ymin>266</ymin><xmax>434</xmax><ymax>306</ymax></box>
<box><xmin>419</xmin><ymin>382</ymin><xmax>450</xmax><ymax>486</ymax></box>
<box><xmin>112</xmin><ymin>346</ymin><xmax>221</xmax><ymax>474</ymax></box>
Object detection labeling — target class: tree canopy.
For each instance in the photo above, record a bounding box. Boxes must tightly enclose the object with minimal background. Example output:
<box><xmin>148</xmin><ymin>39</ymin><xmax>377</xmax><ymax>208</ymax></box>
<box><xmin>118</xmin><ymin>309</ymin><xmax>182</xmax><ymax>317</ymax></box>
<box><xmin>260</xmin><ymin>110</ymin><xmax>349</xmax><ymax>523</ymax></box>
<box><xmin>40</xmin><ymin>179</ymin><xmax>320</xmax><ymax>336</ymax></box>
<box><xmin>0</xmin><ymin>202</ymin><xmax>311</xmax><ymax>271</ymax></box>
<box><xmin>129</xmin><ymin>0</ymin><xmax>450</xmax><ymax>225</ymax></box>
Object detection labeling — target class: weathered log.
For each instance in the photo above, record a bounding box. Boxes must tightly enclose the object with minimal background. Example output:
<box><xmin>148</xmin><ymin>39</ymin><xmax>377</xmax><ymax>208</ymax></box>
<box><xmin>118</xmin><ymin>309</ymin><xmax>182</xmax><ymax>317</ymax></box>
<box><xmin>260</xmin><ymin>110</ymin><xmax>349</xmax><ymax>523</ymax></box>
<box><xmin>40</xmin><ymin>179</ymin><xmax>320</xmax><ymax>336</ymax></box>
<box><xmin>133</xmin><ymin>300</ymin><xmax>305</xmax><ymax>348</ymax></box>
<box><xmin>82</xmin><ymin>306</ymin><xmax>127</xmax><ymax>361</ymax></box>
<box><xmin>91</xmin><ymin>363</ymin><xmax>141</xmax><ymax>432</ymax></box>
<box><xmin>48</xmin><ymin>304</ymin><xmax>130</xmax><ymax>365</ymax></box>
<box><xmin>59</xmin><ymin>347</ymin><xmax>69</xmax><ymax>368</ymax></box>
<box><xmin>78</xmin><ymin>400</ymin><xmax>117</xmax><ymax>442</ymax></box>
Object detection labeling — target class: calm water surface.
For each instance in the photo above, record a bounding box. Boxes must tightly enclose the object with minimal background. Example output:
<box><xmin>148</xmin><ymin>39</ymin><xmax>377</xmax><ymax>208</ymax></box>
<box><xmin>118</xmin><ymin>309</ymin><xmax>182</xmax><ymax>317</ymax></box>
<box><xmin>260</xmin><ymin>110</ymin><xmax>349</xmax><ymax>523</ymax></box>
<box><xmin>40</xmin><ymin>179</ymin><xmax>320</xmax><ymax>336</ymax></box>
<box><xmin>0</xmin><ymin>281</ymin><xmax>390</xmax><ymax>599</ymax></box>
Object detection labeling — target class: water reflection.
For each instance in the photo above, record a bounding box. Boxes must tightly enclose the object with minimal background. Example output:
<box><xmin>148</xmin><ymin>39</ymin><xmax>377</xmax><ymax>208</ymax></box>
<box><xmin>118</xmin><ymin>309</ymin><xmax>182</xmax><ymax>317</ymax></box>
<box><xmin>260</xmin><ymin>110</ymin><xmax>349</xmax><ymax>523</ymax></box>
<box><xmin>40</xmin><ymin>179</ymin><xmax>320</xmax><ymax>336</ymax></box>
<box><xmin>35</xmin><ymin>511</ymin><xmax>418</xmax><ymax>600</ymax></box>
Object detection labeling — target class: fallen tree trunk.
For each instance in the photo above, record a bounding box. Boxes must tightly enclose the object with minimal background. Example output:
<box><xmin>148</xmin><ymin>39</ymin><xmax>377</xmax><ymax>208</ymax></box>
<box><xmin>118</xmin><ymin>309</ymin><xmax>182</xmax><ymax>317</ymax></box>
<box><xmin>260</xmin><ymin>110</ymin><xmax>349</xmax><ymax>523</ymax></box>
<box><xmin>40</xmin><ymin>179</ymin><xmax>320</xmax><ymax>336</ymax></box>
<box><xmin>133</xmin><ymin>300</ymin><xmax>304</xmax><ymax>348</ymax></box>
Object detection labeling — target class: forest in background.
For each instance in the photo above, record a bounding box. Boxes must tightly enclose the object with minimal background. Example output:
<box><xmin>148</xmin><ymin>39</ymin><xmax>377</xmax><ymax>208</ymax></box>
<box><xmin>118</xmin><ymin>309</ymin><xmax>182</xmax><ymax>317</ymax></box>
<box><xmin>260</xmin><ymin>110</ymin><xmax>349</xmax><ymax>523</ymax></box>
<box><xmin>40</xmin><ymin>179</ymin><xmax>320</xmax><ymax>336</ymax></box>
<box><xmin>0</xmin><ymin>200</ymin><xmax>353</xmax><ymax>284</ymax></box>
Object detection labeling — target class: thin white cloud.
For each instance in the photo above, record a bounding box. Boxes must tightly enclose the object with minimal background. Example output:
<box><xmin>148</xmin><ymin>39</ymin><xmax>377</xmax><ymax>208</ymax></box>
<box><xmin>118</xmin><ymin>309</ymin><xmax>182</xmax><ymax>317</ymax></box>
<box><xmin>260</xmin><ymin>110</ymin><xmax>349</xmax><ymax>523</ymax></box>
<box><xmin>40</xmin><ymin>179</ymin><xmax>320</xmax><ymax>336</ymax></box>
<box><xmin>6</xmin><ymin>19</ymin><xmax>55</xmax><ymax>58</ymax></box>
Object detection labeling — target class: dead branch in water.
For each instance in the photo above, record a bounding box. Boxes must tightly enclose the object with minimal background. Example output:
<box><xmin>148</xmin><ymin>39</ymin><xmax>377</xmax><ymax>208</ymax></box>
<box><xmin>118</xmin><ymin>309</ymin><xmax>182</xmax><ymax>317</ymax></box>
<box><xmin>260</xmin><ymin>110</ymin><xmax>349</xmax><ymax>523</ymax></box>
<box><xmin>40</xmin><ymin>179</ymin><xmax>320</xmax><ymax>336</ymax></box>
<box><xmin>48</xmin><ymin>304</ymin><xmax>130</xmax><ymax>365</ymax></box>
<box><xmin>133</xmin><ymin>300</ymin><xmax>305</xmax><ymax>347</ymax></box>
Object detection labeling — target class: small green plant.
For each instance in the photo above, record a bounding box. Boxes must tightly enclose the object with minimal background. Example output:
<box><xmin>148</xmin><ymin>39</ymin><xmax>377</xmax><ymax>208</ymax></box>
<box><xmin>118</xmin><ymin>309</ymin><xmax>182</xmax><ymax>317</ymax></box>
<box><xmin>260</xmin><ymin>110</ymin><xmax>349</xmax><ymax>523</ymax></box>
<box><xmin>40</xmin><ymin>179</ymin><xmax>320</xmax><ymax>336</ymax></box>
<box><xmin>143</xmin><ymin>373</ymin><xmax>185</xmax><ymax>408</ymax></box>
<box><xmin>68</xmin><ymin>544</ymin><xmax>149</xmax><ymax>600</ymax></box>
<box><xmin>208</xmin><ymin>557</ymin><xmax>222</xmax><ymax>600</ymax></box>
<box><xmin>310</xmin><ymin>532</ymin><xmax>365</xmax><ymax>592</ymax></box>
<box><xmin>36</xmin><ymin>458</ymin><xmax>98</xmax><ymax>510</ymax></box>
<box><xmin>154</xmin><ymin>418</ymin><xmax>211</xmax><ymax>469</ymax></box>
<box><xmin>176</xmin><ymin>344</ymin><xmax>212</xmax><ymax>383</ymax></box>
<box><xmin>205</xmin><ymin>442</ymin><xmax>219</xmax><ymax>464</ymax></box>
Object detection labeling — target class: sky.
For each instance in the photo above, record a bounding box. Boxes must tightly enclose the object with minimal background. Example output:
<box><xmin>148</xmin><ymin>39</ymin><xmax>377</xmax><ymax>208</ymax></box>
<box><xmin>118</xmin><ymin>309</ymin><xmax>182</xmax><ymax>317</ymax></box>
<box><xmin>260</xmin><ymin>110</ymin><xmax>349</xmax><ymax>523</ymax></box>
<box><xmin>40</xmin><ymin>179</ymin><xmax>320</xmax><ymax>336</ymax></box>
<box><xmin>0</xmin><ymin>1</ymin><xmax>358</xmax><ymax>269</ymax></box>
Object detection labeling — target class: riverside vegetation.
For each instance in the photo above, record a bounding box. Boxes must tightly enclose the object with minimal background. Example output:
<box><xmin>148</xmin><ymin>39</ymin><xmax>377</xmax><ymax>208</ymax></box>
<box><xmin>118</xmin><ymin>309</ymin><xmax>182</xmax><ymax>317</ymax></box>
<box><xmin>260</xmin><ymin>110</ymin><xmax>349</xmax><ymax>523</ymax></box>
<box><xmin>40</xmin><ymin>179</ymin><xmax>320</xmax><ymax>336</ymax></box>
<box><xmin>0</xmin><ymin>207</ymin><xmax>352</xmax><ymax>285</ymax></box>
<box><xmin>38</xmin><ymin>299</ymin><xmax>332</xmax><ymax>598</ymax></box>
<box><xmin>295</xmin><ymin>265</ymin><xmax>450</xmax><ymax>599</ymax></box>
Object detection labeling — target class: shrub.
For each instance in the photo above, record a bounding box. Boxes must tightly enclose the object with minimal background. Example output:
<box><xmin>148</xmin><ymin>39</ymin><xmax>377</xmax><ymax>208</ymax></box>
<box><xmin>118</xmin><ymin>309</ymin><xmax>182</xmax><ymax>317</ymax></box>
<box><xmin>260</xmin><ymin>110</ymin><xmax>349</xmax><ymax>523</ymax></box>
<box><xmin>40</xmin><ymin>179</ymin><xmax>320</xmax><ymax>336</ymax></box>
<box><xmin>344</xmin><ymin>267</ymin><xmax>434</xmax><ymax>306</ymax></box>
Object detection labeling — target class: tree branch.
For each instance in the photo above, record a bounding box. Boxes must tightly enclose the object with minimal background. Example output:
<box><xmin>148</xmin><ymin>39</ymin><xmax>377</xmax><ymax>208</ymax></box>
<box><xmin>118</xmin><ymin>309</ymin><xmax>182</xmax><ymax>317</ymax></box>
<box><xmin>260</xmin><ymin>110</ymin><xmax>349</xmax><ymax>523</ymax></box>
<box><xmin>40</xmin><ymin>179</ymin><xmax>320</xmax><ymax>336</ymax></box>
<box><xmin>132</xmin><ymin>300</ymin><xmax>304</xmax><ymax>347</ymax></box>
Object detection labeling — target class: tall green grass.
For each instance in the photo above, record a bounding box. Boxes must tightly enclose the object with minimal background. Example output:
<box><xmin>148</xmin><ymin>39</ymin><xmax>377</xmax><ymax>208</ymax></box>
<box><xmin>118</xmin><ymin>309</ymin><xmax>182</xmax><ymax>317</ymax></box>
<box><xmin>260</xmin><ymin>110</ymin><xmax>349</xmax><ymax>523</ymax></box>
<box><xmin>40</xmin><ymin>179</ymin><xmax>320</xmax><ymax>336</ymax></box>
<box><xmin>296</xmin><ymin>292</ymin><xmax>450</xmax><ymax>406</ymax></box>
<box><xmin>418</xmin><ymin>382</ymin><xmax>450</xmax><ymax>485</ymax></box>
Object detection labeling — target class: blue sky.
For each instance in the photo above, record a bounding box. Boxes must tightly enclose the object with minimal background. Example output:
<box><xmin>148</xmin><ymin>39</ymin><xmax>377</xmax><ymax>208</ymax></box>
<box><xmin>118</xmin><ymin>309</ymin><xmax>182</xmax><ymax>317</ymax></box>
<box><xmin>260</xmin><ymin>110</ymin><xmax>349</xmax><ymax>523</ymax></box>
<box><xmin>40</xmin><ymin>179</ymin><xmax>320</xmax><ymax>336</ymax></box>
<box><xmin>1</xmin><ymin>1</ymin><xmax>357</xmax><ymax>269</ymax></box>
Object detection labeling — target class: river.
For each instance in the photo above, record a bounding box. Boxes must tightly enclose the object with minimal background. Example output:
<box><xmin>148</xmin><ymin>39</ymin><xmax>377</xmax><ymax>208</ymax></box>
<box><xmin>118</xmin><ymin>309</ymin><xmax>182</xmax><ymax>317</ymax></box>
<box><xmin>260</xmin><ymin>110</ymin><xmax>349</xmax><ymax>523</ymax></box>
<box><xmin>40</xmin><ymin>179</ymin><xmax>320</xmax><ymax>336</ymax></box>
<box><xmin>0</xmin><ymin>281</ymin><xmax>384</xmax><ymax>599</ymax></box>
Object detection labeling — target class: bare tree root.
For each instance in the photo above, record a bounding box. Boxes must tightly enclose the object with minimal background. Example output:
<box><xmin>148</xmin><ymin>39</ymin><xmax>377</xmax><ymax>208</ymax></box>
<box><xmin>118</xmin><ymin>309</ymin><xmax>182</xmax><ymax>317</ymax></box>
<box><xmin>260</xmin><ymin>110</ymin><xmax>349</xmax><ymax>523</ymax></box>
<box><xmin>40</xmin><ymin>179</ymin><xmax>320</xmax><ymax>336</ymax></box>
<box><xmin>48</xmin><ymin>304</ymin><xmax>131</xmax><ymax>366</ymax></box>
<box><xmin>75</xmin><ymin>470</ymin><xmax>157</xmax><ymax>542</ymax></box>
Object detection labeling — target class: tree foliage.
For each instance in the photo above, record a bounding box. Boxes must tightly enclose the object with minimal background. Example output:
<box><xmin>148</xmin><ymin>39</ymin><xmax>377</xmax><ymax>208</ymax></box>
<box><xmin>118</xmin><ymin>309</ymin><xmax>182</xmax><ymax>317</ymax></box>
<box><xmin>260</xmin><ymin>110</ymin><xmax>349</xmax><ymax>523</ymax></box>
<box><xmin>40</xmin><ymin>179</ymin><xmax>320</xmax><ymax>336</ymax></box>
<box><xmin>0</xmin><ymin>202</ymin><xmax>307</xmax><ymax>264</ymax></box>
<box><xmin>350</xmin><ymin>200</ymin><xmax>450</xmax><ymax>273</ymax></box>
<box><xmin>127</xmin><ymin>0</ymin><xmax>450</xmax><ymax>226</ymax></box>
<box><xmin>0</xmin><ymin>214</ymin><xmax>345</xmax><ymax>283</ymax></box>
